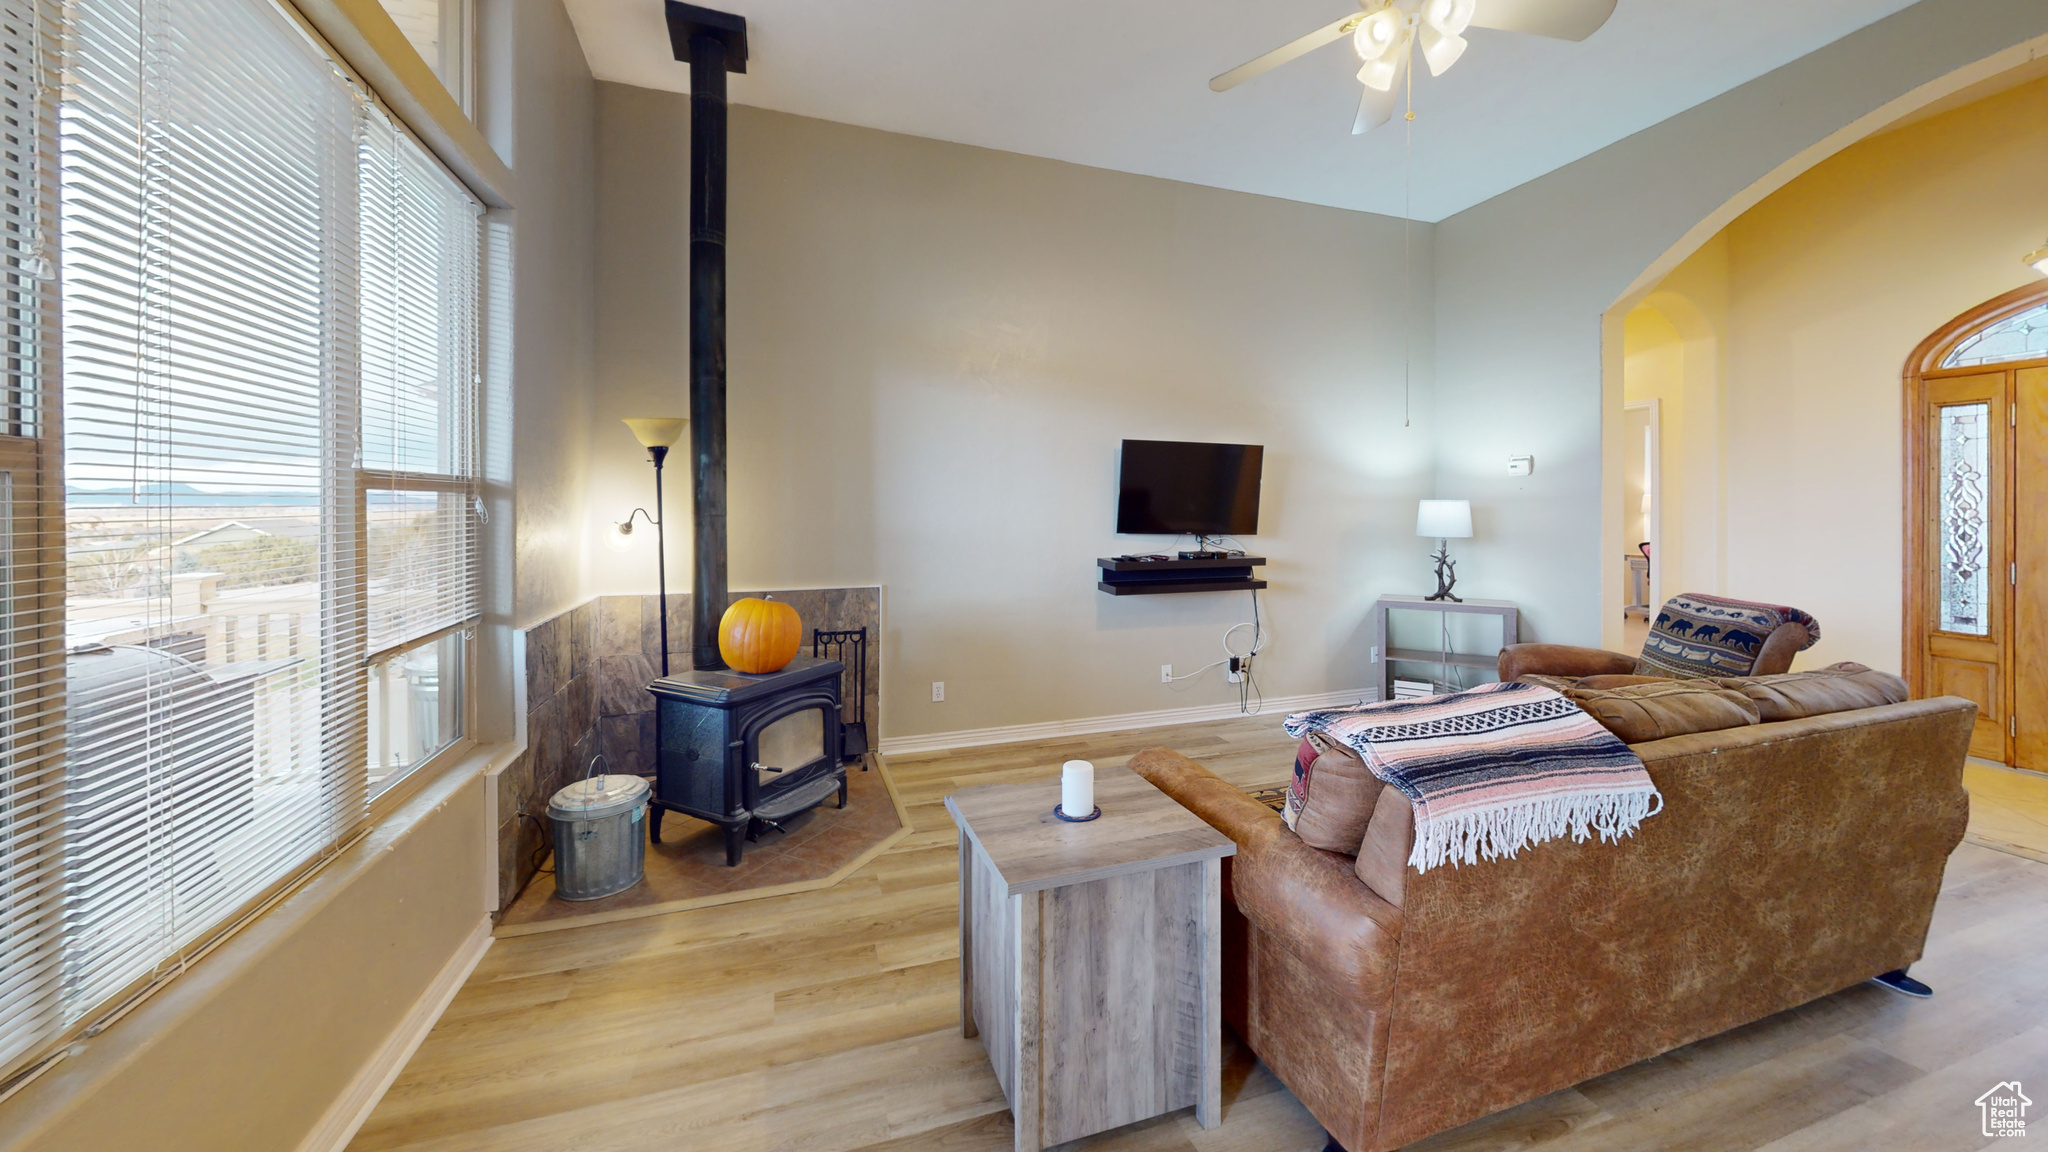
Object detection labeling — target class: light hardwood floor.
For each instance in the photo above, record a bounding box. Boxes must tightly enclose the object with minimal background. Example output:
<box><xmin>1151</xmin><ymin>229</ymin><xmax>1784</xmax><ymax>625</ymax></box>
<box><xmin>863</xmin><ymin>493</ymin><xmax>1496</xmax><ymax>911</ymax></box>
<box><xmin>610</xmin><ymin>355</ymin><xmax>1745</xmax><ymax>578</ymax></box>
<box><xmin>1965</xmin><ymin>758</ymin><xmax>2048</xmax><ymax>862</ymax></box>
<box><xmin>351</xmin><ymin>715</ymin><xmax>2048</xmax><ymax>1152</ymax></box>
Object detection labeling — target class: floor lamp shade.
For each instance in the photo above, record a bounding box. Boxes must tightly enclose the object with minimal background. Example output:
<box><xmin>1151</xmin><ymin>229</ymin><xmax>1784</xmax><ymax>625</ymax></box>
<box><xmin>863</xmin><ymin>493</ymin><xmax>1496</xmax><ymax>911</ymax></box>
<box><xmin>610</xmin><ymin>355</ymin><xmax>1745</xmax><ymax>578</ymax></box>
<box><xmin>623</xmin><ymin>417</ymin><xmax>688</xmax><ymax>450</ymax></box>
<box><xmin>1416</xmin><ymin>499</ymin><xmax>1473</xmax><ymax>539</ymax></box>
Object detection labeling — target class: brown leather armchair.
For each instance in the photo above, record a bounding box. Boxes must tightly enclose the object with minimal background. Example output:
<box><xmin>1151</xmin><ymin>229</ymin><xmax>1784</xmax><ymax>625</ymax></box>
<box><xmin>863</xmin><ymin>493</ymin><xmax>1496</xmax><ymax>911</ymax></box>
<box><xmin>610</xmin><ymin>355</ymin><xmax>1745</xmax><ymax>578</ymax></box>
<box><xmin>1500</xmin><ymin>592</ymin><xmax>1818</xmax><ymax>683</ymax></box>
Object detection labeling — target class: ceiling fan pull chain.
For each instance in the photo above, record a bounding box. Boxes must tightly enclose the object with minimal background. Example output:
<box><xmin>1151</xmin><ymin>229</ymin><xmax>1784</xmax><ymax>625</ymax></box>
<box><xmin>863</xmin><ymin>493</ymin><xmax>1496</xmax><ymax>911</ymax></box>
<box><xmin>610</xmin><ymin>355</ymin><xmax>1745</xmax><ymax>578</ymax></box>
<box><xmin>1405</xmin><ymin>33</ymin><xmax>1417</xmax><ymax>122</ymax></box>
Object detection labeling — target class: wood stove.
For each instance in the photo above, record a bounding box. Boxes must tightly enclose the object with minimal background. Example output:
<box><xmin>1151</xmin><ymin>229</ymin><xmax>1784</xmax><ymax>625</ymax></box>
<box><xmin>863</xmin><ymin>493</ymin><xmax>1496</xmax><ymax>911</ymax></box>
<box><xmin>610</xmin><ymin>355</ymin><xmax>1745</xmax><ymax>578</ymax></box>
<box><xmin>639</xmin><ymin>6</ymin><xmax>861</xmax><ymax>867</ymax></box>
<box><xmin>647</xmin><ymin>655</ymin><xmax>846</xmax><ymax>865</ymax></box>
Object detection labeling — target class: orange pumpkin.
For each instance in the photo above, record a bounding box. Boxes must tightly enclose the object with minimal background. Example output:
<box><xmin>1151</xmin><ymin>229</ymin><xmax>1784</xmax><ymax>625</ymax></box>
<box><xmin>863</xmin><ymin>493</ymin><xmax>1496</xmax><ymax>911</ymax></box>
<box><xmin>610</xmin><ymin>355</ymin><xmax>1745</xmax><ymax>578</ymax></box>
<box><xmin>718</xmin><ymin>596</ymin><xmax>802</xmax><ymax>674</ymax></box>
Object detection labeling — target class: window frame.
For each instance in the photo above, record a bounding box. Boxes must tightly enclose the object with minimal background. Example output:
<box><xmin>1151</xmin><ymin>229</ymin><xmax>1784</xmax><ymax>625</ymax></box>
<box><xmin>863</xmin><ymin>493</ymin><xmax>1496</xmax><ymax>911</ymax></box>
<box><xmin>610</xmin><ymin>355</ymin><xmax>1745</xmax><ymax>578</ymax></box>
<box><xmin>351</xmin><ymin>121</ymin><xmax>485</xmax><ymax>797</ymax></box>
<box><xmin>361</xmin><ymin>463</ymin><xmax>481</xmax><ymax>801</ymax></box>
<box><xmin>0</xmin><ymin>0</ymin><xmax>490</xmax><ymax>1084</ymax></box>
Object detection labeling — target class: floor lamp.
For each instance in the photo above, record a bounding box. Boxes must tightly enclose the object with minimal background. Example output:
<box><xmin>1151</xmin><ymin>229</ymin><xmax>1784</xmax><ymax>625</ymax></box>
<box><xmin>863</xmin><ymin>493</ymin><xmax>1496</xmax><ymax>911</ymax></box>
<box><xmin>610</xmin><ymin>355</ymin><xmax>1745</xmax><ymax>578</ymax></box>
<box><xmin>622</xmin><ymin>418</ymin><xmax>688</xmax><ymax>676</ymax></box>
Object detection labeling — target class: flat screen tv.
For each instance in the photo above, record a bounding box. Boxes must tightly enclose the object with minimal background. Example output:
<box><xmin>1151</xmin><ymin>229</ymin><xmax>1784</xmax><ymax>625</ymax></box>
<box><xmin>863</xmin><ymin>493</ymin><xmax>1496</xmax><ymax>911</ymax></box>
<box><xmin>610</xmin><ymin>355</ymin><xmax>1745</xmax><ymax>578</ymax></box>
<box><xmin>1116</xmin><ymin>439</ymin><xmax>1263</xmax><ymax>536</ymax></box>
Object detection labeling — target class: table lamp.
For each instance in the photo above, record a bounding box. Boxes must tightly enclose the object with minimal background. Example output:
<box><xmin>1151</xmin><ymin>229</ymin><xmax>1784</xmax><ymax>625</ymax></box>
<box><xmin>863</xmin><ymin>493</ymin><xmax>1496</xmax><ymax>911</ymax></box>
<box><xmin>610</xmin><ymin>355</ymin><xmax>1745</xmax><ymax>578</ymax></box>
<box><xmin>1416</xmin><ymin>499</ymin><xmax>1472</xmax><ymax>603</ymax></box>
<box><xmin>622</xmin><ymin>417</ymin><xmax>688</xmax><ymax>675</ymax></box>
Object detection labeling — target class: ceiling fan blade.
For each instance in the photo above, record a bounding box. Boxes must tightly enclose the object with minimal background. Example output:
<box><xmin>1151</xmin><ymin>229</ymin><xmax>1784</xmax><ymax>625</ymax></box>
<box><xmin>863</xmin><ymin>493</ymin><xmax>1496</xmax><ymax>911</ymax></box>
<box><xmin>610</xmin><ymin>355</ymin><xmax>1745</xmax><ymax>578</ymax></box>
<box><xmin>1211</xmin><ymin>14</ymin><xmax>1362</xmax><ymax>92</ymax></box>
<box><xmin>1468</xmin><ymin>0</ymin><xmax>1615</xmax><ymax>41</ymax></box>
<box><xmin>1351</xmin><ymin>71</ymin><xmax>1399</xmax><ymax>135</ymax></box>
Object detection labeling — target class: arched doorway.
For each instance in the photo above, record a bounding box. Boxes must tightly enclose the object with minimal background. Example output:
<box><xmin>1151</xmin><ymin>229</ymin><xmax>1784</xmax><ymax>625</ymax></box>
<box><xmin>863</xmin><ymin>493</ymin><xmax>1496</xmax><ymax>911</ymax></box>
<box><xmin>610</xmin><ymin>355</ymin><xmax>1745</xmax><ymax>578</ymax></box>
<box><xmin>1903</xmin><ymin>282</ymin><xmax>2048</xmax><ymax>768</ymax></box>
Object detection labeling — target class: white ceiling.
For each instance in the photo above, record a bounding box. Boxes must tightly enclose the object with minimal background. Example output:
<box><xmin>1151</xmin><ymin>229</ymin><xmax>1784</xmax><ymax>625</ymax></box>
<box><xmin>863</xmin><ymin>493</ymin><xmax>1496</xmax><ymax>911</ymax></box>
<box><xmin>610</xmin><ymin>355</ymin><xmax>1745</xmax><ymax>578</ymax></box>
<box><xmin>562</xmin><ymin>0</ymin><xmax>1924</xmax><ymax>222</ymax></box>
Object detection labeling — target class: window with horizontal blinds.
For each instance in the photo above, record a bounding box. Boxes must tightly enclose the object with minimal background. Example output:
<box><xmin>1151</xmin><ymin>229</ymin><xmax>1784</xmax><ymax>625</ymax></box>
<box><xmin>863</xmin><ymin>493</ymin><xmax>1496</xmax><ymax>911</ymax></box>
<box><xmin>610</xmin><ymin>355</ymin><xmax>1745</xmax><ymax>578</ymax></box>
<box><xmin>358</xmin><ymin>106</ymin><xmax>477</xmax><ymax>791</ymax></box>
<box><xmin>359</xmin><ymin>107</ymin><xmax>478</xmax><ymax>662</ymax></box>
<box><xmin>0</xmin><ymin>0</ymin><xmax>60</xmax><ymax>1076</ymax></box>
<box><xmin>59</xmin><ymin>0</ymin><xmax>368</xmax><ymax>1031</ymax></box>
<box><xmin>0</xmin><ymin>0</ymin><xmax>482</xmax><ymax>1073</ymax></box>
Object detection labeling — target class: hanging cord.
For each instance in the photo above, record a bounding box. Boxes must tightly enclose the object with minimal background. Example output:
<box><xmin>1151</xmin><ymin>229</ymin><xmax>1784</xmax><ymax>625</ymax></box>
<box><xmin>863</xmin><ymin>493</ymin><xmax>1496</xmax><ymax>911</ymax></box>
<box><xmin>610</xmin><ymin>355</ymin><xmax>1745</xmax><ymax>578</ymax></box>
<box><xmin>1401</xmin><ymin>61</ymin><xmax>1415</xmax><ymax>428</ymax></box>
<box><xmin>1438</xmin><ymin>609</ymin><xmax>1466</xmax><ymax>693</ymax></box>
<box><xmin>1237</xmin><ymin>588</ymin><xmax>1266</xmax><ymax>715</ymax></box>
<box><xmin>519</xmin><ymin>812</ymin><xmax>554</xmax><ymax>876</ymax></box>
<box><xmin>1163</xmin><ymin>589</ymin><xmax>1270</xmax><ymax>690</ymax></box>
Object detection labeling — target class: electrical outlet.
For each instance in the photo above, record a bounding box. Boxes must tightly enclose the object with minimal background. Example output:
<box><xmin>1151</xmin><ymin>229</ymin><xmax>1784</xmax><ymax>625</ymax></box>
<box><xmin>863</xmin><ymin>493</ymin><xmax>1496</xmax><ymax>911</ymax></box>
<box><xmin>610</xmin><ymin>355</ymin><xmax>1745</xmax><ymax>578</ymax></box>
<box><xmin>931</xmin><ymin>681</ymin><xmax>945</xmax><ymax>703</ymax></box>
<box><xmin>1161</xmin><ymin>664</ymin><xmax>1172</xmax><ymax>683</ymax></box>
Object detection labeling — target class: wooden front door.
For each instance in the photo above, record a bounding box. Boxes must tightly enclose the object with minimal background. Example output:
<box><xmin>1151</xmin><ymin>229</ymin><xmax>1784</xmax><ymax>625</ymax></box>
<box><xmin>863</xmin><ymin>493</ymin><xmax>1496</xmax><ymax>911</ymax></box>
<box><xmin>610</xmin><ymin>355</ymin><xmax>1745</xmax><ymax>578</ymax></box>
<box><xmin>1906</xmin><ymin>286</ymin><xmax>2048</xmax><ymax>769</ymax></box>
<box><xmin>2015</xmin><ymin>364</ymin><xmax>2048</xmax><ymax>769</ymax></box>
<box><xmin>1918</xmin><ymin>372</ymin><xmax>2009</xmax><ymax>760</ymax></box>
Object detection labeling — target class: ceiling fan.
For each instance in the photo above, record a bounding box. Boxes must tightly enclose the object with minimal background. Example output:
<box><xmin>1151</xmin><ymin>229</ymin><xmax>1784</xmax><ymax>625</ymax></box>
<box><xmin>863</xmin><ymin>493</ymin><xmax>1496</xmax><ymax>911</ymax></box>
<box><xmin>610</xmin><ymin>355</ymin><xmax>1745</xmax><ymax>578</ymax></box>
<box><xmin>1210</xmin><ymin>0</ymin><xmax>1617</xmax><ymax>135</ymax></box>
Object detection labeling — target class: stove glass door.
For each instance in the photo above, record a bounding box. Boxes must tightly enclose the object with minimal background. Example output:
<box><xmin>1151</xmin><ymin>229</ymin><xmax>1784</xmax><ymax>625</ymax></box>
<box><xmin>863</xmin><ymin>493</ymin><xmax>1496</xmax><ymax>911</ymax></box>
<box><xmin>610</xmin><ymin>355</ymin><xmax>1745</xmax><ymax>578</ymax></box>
<box><xmin>753</xmin><ymin>707</ymin><xmax>824</xmax><ymax>789</ymax></box>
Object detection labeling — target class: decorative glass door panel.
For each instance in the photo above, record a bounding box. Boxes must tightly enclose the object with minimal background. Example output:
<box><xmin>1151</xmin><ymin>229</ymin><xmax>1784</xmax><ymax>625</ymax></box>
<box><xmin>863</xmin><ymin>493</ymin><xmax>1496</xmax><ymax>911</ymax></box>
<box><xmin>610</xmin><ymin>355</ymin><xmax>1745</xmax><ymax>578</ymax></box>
<box><xmin>1935</xmin><ymin>402</ymin><xmax>1991</xmax><ymax>635</ymax></box>
<box><xmin>1923</xmin><ymin>373</ymin><xmax>2007</xmax><ymax>761</ymax></box>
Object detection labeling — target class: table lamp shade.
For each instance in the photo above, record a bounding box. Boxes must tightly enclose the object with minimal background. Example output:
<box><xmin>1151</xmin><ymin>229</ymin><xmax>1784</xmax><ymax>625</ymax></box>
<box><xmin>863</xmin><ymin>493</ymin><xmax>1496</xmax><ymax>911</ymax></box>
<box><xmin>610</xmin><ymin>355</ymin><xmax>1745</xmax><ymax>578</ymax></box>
<box><xmin>622</xmin><ymin>417</ymin><xmax>688</xmax><ymax>449</ymax></box>
<box><xmin>1416</xmin><ymin>499</ymin><xmax>1473</xmax><ymax>539</ymax></box>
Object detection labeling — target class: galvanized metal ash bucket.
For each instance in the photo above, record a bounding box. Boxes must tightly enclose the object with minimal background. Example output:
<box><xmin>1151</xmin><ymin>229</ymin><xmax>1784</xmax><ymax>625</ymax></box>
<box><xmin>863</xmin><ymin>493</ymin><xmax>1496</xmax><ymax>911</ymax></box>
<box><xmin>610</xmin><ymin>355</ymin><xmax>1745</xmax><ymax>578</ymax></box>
<box><xmin>547</xmin><ymin>773</ymin><xmax>650</xmax><ymax>900</ymax></box>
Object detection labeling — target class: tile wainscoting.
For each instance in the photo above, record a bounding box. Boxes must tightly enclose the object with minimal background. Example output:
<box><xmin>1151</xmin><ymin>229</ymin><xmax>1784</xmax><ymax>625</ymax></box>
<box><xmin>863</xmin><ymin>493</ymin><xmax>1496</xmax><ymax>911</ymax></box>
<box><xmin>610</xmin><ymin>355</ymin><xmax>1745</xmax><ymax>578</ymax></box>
<box><xmin>494</xmin><ymin>587</ymin><xmax>883</xmax><ymax>911</ymax></box>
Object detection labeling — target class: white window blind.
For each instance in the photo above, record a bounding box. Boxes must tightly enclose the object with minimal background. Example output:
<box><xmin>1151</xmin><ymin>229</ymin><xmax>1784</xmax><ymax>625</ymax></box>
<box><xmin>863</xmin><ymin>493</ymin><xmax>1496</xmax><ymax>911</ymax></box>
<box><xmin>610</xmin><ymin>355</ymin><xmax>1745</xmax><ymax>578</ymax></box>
<box><xmin>359</xmin><ymin>108</ymin><xmax>478</xmax><ymax>664</ymax></box>
<box><xmin>59</xmin><ymin>0</ymin><xmax>364</xmax><ymax>1025</ymax></box>
<box><xmin>0</xmin><ymin>0</ymin><xmax>60</xmax><ymax>1077</ymax></box>
<box><xmin>0</xmin><ymin>0</ymin><xmax>482</xmax><ymax>1075</ymax></box>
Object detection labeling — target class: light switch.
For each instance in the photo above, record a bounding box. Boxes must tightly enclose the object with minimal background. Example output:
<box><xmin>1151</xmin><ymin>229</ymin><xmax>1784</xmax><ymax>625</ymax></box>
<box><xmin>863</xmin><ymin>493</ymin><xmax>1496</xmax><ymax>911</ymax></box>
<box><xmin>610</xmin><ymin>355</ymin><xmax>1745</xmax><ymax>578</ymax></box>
<box><xmin>1507</xmin><ymin>455</ymin><xmax>1534</xmax><ymax>476</ymax></box>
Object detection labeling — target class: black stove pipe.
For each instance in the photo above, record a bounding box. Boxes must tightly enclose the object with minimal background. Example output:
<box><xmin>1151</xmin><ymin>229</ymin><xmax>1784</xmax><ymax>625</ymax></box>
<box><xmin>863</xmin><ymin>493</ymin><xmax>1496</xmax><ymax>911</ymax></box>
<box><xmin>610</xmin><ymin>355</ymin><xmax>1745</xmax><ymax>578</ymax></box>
<box><xmin>666</xmin><ymin>3</ymin><xmax>747</xmax><ymax>671</ymax></box>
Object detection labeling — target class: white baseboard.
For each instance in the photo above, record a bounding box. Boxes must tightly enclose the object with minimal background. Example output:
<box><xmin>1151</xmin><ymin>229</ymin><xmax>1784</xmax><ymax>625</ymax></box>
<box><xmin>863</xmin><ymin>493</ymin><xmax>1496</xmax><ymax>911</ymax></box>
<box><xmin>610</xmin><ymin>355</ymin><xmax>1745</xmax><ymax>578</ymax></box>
<box><xmin>877</xmin><ymin>687</ymin><xmax>1377</xmax><ymax>756</ymax></box>
<box><xmin>297</xmin><ymin>915</ymin><xmax>493</xmax><ymax>1152</ymax></box>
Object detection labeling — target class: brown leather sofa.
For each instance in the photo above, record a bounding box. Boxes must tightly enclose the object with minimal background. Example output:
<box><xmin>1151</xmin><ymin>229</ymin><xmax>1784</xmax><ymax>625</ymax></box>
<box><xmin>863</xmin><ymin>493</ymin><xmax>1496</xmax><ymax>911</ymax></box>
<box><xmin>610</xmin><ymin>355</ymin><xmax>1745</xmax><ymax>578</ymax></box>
<box><xmin>1129</xmin><ymin>695</ymin><xmax>1975</xmax><ymax>1152</ymax></box>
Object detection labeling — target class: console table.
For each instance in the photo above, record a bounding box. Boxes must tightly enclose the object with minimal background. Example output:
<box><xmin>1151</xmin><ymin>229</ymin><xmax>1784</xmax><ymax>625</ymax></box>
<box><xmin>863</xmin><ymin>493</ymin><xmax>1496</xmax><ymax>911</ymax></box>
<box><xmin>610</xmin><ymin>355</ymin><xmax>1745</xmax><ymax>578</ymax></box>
<box><xmin>1624</xmin><ymin>553</ymin><xmax>1651</xmax><ymax>618</ymax></box>
<box><xmin>947</xmin><ymin>767</ymin><xmax>1235</xmax><ymax>1151</ymax></box>
<box><xmin>1371</xmin><ymin>594</ymin><xmax>1519</xmax><ymax>701</ymax></box>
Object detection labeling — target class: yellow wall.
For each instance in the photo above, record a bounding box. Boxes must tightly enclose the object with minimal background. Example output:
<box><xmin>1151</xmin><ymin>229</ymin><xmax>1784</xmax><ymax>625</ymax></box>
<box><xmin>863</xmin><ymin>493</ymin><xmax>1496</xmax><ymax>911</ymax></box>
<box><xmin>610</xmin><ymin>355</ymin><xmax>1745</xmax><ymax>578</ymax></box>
<box><xmin>1631</xmin><ymin>70</ymin><xmax>2048</xmax><ymax>672</ymax></box>
<box><xmin>1623</xmin><ymin>233</ymin><xmax>1731</xmax><ymax>615</ymax></box>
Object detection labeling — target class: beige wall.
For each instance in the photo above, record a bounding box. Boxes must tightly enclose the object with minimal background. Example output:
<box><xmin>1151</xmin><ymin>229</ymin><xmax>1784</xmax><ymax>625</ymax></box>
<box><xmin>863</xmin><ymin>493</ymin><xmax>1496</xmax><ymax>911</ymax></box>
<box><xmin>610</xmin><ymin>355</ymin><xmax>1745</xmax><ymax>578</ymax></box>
<box><xmin>592</xmin><ymin>87</ymin><xmax>1438</xmax><ymax>738</ymax></box>
<box><xmin>1629</xmin><ymin>69</ymin><xmax>2048</xmax><ymax>673</ymax></box>
<box><xmin>483</xmin><ymin>0</ymin><xmax>598</xmax><ymax>628</ymax></box>
<box><xmin>1431</xmin><ymin>0</ymin><xmax>2048</xmax><ymax>653</ymax></box>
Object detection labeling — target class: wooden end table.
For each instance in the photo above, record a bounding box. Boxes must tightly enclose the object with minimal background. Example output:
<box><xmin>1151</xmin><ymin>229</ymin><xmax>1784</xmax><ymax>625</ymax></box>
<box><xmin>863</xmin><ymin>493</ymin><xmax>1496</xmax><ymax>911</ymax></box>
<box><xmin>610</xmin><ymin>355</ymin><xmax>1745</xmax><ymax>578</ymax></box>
<box><xmin>946</xmin><ymin>766</ymin><xmax>1237</xmax><ymax>1152</ymax></box>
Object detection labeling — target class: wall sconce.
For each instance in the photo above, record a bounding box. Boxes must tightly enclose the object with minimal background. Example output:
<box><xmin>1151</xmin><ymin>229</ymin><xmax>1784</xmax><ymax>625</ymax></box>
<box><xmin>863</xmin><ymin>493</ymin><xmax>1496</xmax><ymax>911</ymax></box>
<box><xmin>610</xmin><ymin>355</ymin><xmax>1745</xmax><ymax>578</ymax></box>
<box><xmin>2026</xmin><ymin>238</ymin><xmax>2048</xmax><ymax>278</ymax></box>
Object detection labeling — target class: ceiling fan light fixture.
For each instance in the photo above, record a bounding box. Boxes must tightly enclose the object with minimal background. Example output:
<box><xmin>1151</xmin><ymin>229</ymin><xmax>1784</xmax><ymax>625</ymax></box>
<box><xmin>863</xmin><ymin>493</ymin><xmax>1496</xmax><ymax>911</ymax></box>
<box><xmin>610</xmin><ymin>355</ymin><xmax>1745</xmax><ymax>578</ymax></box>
<box><xmin>1423</xmin><ymin>0</ymin><xmax>1476</xmax><ymax>37</ymax></box>
<box><xmin>1418</xmin><ymin>24</ymin><xmax>1467</xmax><ymax>75</ymax></box>
<box><xmin>1357</xmin><ymin>54</ymin><xmax>1399</xmax><ymax>91</ymax></box>
<box><xmin>1352</xmin><ymin>7</ymin><xmax>1403</xmax><ymax>63</ymax></box>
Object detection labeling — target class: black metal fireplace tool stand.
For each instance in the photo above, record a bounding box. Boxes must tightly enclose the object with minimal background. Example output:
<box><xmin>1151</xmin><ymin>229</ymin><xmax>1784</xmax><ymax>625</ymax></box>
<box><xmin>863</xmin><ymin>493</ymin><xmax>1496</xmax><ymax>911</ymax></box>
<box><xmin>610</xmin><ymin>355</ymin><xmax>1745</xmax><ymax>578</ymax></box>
<box><xmin>812</xmin><ymin>627</ymin><xmax>869</xmax><ymax>767</ymax></box>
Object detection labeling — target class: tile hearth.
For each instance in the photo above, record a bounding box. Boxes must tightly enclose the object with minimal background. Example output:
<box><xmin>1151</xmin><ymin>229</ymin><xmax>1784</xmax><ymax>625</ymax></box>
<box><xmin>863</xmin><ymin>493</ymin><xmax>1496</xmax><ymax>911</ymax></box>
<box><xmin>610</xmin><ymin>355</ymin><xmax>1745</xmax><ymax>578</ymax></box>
<box><xmin>495</xmin><ymin>753</ymin><xmax>909</xmax><ymax>936</ymax></box>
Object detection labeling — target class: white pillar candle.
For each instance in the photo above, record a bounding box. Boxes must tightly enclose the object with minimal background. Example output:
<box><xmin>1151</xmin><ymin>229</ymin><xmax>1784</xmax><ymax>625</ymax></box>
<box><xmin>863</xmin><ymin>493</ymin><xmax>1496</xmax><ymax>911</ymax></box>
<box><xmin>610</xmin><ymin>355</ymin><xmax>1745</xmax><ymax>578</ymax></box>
<box><xmin>1061</xmin><ymin>760</ymin><xmax>1095</xmax><ymax>818</ymax></box>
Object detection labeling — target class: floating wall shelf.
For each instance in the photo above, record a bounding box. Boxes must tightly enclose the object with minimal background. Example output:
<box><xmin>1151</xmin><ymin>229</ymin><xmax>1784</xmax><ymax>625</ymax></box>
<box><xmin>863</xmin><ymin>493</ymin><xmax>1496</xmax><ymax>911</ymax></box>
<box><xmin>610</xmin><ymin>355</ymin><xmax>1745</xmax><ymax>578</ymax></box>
<box><xmin>1096</xmin><ymin>555</ymin><xmax>1268</xmax><ymax>597</ymax></box>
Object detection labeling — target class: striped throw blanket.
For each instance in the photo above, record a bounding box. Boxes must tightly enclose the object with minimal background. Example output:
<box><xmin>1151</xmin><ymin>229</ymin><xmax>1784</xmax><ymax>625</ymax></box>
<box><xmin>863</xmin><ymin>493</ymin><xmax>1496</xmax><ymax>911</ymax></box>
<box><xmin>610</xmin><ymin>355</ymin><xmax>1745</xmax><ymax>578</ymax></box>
<box><xmin>1284</xmin><ymin>681</ymin><xmax>1661</xmax><ymax>872</ymax></box>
